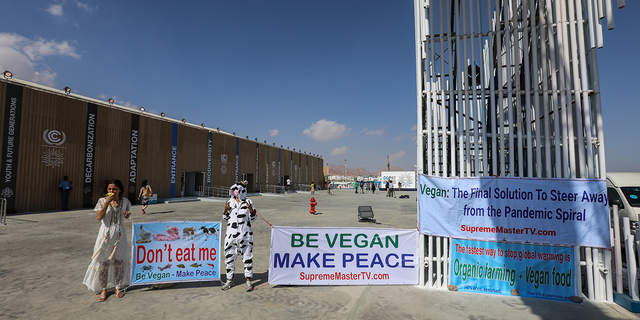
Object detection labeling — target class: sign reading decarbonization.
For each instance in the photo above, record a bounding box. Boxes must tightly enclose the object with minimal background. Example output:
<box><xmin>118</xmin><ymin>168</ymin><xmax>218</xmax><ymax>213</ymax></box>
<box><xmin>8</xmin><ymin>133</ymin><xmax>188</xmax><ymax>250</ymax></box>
<box><xmin>418</xmin><ymin>175</ymin><xmax>611</xmax><ymax>248</ymax></box>
<box><xmin>268</xmin><ymin>227</ymin><xmax>419</xmax><ymax>285</ymax></box>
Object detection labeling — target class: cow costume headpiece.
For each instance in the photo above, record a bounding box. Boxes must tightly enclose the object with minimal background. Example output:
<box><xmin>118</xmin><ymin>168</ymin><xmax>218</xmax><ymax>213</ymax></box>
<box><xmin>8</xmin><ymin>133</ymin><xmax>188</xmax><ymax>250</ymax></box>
<box><xmin>229</xmin><ymin>181</ymin><xmax>248</xmax><ymax>200</ymax></box>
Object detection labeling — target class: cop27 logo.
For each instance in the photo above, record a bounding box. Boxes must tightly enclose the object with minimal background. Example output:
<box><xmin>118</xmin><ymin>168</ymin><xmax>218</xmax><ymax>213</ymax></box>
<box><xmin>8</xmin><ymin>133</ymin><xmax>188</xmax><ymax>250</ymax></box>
<box><xmin>43</xmin><ymin>130</ymin><xmax>66</xmax><ymax>145</ymax></box>
<box><xmin>42</xmin><ymin>129</ymin><xmax>66</xmax><ymax>168</ymax></box>
<box><xmin>220</xmin><ymin>154</ymin><xmax>228</xmax><ymax>175</ymax></box>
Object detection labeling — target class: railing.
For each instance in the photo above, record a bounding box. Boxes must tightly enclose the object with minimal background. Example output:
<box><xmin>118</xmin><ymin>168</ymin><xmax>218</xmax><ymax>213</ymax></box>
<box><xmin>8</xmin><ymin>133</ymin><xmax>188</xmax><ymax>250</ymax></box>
<box><xmin>611</xmin><ymin>204</ymin><xmax>639</xmax><ymax>302</ymax></box>
<box><xmin>197</xmin><ymin>184</ymin><xmax>315</xmax><ymax>197</ymax></box>
<box><xmin>0</xmin><ymin>198</ymin><xmax>6</xmax><ymax>225</ymax></box>
<box><xmin>419</xmin><ymin>235</ymin><xmax>449</xmax><ymax>288</ymax></box>
<box><xmin>295</xmin><ymin>184</ymin><xmax>312</xmax><ymax>192</ymax></box>
<box><xmin>255</xmin><ymin>184</ymin><xmax>286</xmax><ymax>194</ymax></box>
<box><xmin>196</xmin><ymin>186</ymin><xmax>229</xmax><ymax>199</ymax></box>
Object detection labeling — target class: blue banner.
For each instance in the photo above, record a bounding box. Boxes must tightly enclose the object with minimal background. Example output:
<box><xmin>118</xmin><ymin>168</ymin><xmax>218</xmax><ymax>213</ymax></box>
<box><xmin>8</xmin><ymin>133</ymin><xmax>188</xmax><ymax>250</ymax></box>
<box><xmin>170</xmin><ymin>123</ymin><xmax>177</xmax><ymax>198</ymax></box>
<box><xmin>235</xmin><ymin>137</ymin><xmax>239</xmax><ymax>183</ymax></box>
<box><xmin>207</xmin><ymin>132</ymin><xmax>212</xmax><ymax>187</ymax></box>
<box><xmin>418</xmin><ymin>175</ymin><xmax>611</xmax><ymax>248</ymax></box>
<box><xmin>130</xmin><ymin>221</ymin><xmax>221</xmax><ymax>285</ymax></box>
<box><xmin>450</xmin><ymin>239</ymin><xmax>578</xmax><ymax>302</ymax></box>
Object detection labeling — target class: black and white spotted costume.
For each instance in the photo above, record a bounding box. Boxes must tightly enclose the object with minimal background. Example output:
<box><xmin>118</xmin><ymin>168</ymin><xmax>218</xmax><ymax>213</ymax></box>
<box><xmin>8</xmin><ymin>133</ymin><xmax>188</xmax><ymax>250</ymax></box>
<box><xmin>223</xmin><ymin>182</ymin><xmax>257</xmax><ymax>282</ymax></box>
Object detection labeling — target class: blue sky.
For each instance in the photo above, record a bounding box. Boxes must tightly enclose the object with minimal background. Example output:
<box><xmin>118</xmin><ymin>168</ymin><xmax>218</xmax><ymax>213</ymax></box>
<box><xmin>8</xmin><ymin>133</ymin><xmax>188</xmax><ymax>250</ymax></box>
<box><xmin>0</xmin><ymin>1</ymin><xmax>637</xmax><ymax>174</ymax></box>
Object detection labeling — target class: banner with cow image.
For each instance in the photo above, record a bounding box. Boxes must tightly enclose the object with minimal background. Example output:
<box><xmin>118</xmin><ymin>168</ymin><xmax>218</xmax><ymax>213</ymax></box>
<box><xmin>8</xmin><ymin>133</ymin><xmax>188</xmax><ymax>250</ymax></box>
<box><xmin>130</xmin><ymin>221</ymin><xmax>221</xmax><ymax>285</ymax></box>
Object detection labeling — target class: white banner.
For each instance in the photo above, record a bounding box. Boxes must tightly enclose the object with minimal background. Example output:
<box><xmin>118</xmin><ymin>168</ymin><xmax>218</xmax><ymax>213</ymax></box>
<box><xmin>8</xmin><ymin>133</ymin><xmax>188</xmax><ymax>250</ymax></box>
<box><xmin>380</xmin><ymin>171</ymin><xmax>416</xmax><ymax>189</ymax></box>
<box><xmin>418</xmin><ymin>175</ymin><xmax>611</xmax><ymax>248</ymax></box>
<box><xmin>268</xmin><ymin>227</ymin><xmax>419</xmax><ymax>285</ymax></box>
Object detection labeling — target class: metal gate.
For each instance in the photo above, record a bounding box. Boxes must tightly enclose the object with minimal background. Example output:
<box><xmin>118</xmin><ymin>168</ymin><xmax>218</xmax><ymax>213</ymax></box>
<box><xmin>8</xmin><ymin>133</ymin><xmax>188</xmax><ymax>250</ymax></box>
<box><xmin>414</xmin><ymin>0</ymin><xmax>626</xmax><ymax>302</ymax></box>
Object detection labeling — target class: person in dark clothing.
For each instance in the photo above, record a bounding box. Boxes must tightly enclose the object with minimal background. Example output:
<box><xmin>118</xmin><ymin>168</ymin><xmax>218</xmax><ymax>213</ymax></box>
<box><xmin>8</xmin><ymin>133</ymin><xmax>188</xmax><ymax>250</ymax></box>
<box><xmin>385</xmin><ymin>180</ymin><xmax>390</xmax><ymax>197</ymax></box>
<box><xmin>59</xmin><ymin>176</ymin><xmax>73</xmax><ymax>211</ymax></box>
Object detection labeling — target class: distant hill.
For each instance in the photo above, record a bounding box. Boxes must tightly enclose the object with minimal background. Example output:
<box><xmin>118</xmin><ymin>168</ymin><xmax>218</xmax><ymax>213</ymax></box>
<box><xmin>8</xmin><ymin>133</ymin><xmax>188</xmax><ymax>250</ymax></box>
<box><xmin>326</xmin><ymin>164</ymin><xmax>408</xmax><ymax>176</ymax></box>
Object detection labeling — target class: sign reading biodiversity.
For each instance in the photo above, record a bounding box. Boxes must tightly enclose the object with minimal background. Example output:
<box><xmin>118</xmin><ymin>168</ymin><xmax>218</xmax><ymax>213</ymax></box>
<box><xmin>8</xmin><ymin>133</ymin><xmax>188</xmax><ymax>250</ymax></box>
<box><xmin>268</xmin><ymin>227</ymin><xmax>419</xmax><ymax>285</ymax></box>
<box><xmin>418</xmin><ymin>175</ymin><xmax>610</xmax><ymax>248</ymax></box>
<box><xmin>130</xmin><ymin>221</ymin><xmax>221</xmax><ymax>285</ymax></box>
<box><xmin>450</xmin><ymin>239</ymin><xmax>578</xmax><ymax>302</ymax></box>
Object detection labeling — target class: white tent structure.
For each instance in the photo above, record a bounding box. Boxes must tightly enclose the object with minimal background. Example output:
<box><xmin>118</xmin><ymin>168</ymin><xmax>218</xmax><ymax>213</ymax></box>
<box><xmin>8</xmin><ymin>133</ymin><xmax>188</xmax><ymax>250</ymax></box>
<box><xmin>414</xmin><ymin>0</ymin><xmax>628</xmax><ymax>303</ymax></box>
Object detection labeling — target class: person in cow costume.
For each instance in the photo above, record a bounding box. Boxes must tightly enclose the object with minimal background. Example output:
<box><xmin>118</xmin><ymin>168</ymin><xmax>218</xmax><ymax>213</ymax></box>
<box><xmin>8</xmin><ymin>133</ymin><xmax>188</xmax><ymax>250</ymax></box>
<box><xmin>221</xmin><ymin>181</ymin><xmax>257</xmax><ymax>291</ymax></box>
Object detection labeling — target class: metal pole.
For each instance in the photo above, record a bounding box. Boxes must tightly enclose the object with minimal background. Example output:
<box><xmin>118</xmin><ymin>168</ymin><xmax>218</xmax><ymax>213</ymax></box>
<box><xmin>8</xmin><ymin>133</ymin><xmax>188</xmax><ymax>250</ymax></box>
<box><xmin>576</xmin><ymin>0</ymin><xmax>596</xmax><ymax>178</ymax></box>
<box><xmin>446</xmin><ymin>0</ymin><xmax>455</xmax><ymax>177</ymax></box>
<box><xmin>538</xmin><ymin>0</ymin><xmax>551</xmax><ymax>178</ymax></box>
<box><xmin>497</xmin><ymin>1</ymin><xmax>505</xmax><ymax>176</ymax></box>
<box><xmin>416</xmin><ymin>0</ymin><xmax>425</xmax><ymax>177</ymax></box>
<box><xmin>428</xmin><ymin>0</ymin><xmax>436</xmax><ymax>176</ymax></box>
<box><xmin>439</xmin><ymin>0</ymin><xmax>448</xmax><ymax>177</ymax></box>
<box><xmin>558</xmin><ymin>0</ymin><xmax>576</xmax><ymax>178</ymax></box>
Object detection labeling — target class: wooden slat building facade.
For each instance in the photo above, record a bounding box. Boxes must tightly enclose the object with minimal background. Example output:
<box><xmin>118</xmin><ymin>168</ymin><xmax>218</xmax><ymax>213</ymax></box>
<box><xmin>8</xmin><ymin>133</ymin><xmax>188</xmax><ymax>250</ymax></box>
<box><xmin>0</xmin><ymin>79</ymin><xmax>324</xmax><ymax>213</ymax></box>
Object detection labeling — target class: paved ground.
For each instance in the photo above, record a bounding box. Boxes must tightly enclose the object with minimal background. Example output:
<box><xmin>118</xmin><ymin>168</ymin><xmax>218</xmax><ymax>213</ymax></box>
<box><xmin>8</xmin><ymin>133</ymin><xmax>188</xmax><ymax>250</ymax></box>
<box><xmin>0</xmin><ymin>189</ymin><xmax>638</xmax><ymax>319</ymax></box>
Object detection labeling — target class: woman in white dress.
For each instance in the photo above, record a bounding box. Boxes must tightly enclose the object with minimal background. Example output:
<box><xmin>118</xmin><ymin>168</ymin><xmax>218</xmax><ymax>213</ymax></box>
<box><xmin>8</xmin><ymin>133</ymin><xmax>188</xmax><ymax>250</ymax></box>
<box><xmin>83</xmin><ymin>179</ymin><xmax>132</xmax><ymax>302</ymax></box>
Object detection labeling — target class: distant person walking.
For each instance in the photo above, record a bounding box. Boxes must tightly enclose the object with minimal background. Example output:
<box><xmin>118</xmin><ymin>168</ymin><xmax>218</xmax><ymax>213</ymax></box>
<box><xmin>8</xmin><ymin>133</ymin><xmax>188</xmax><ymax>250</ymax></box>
<box><xmin>311</xmin><ymin>182</ymin><xmax>315</xmax><ymax>195</ymax></box>
<box><xmin>398</xmin><ymin>182</ymin><xmax>402</xmax><ymax>191</ymax></box>
<box><xmin>286</xmin><ymin>178</ymin><xmax>292</xmax><ymax>192</ymax></box>
<box><xmin>389</xmin><ymin>180</ymin><xmax>395</xmax><ymax>198</ymax></box>
<box><xmin>138</xmin><ymin>179</ymin><xmax>153</xmax><ymax>214</ymax></box>
<box><xmin>385</xmin><ymin>180</ymin><xmax>390</xmax><ymax>197</ymax></box>
<box><xmin>59</xmin><ymin>176</ymin><xmax>73</xmax><ymax>211</ymax></box>
<box><xmin>371</xmin><ymin>183</ymin><xmax>376</xmax><ymax>194</ymax></box>
<box><xmin>360</xmin><ymin>181</ymin><xmax>364</xmax><ymax>194</ymax></box>
<box><xmin>354</xmin><ymin>181</ymin><xmax>359</xmax><ymax>194</ymax></box>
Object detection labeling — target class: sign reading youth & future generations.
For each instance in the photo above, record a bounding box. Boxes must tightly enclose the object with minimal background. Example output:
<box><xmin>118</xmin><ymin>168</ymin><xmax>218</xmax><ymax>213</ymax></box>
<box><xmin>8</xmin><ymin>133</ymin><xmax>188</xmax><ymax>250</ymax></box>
<box><xmin>0</xmin><ymin>83</ymin><xmax>23</xmax><ymax>213</ymax></box>
<box><xmin>450</xmin><ymin>239</ymin><xmax>578</xmax><ymax>302</ymax></box>
<box><xmin>130</xmin><ymin>221</ymin><xmax>221</xmax><ymax>285</ymax></box>
<box><xmin>269</xmin><ymin>227</ymin><xmax>419</xmax><ymax>285</ymax></box>
<box><xmin>418</xmin><ymin>175</ymin><xmax>611</xmax><ymax>248</ymax></box>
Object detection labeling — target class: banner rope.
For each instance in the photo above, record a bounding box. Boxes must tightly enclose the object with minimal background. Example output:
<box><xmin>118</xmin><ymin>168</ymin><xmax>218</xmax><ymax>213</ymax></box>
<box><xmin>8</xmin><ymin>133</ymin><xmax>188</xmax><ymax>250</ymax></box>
<box><xmin>255</xmin><ymin>209</ymin><xmax>273</xmax><ymax>228</ymax></box>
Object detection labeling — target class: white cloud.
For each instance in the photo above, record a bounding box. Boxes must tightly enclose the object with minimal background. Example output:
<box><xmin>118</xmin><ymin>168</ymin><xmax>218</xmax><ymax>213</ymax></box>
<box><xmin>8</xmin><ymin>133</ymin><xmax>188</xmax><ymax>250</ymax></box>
<box><xmin>0</xmin><ymin>33</ymin><xmax>80</xmax><ymax>87</ymax></box>
<box><xmin>76</xmin><ymin>1</ymin><xmax>90</xmax><ymax>11</ymax></box>
<box><xmin>269</xmin><ymin>129</ymin><xmax>279</xmax><ymax>136</ymax></box>
<box><xmin>303</xmin><ymin>119</ymin><xmax>349</xmax><ymax>141</ymax></box>
<box><xmin>396</xmin><ymin>135</ymin><xmax>409</xmax><ymax>141</ymax></box>
<box><xmin>410</xmin><ymin>125</ymin><xmax>417</xmax><ymax>131</ymax></box>
<box><xmin>365</xmin><ymin>129</ymin><xmax>384</xmax><ymax>136</ymax></box>
<box><xmin>98</xmin><ymin>95</ymin><xmax>139</xmax><ymax>110</ymax></box>
<box><xmin>75</xmin><ymin>1</ymin><xmax>97</xmax><ymax>12</ymax></box>
<box><xmin>331</xmin><ymin>146</ymin><xmax>349</xmax><ymax>156</ymax></box>
<box><xmin>120</xmin><ymin>101</ymin><xmax>139</xmax><ymax>110</ymax></box>
<box><xmin>389</xmin><ymin>151</ymin><xmax>406</xmax><ymax>161</ymax></box>
<box><xmin>46</xmin><ymin>4</ymin><xmax>64</xmax><ymax>17</ymax></box>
